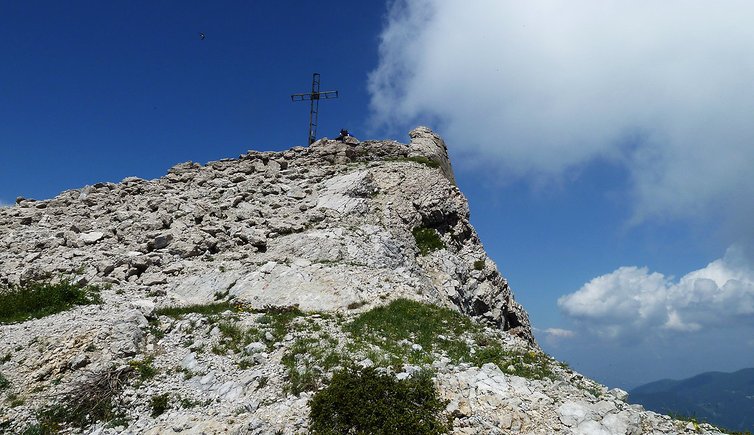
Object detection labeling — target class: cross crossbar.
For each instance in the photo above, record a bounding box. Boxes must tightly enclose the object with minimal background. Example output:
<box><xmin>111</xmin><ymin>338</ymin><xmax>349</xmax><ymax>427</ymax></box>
<box><xmin>291</xmin><ymin>73</ymin><xmax>339</xmax><ymax>145</ymax></box>
<box><xmin>290</xmin><ymin>90</ymin><xmax>338</xmax><ymax>102</ymax></box>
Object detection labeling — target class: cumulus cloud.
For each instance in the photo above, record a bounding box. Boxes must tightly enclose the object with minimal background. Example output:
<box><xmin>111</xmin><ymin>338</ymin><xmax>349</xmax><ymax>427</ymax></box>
<box><xmin>369</xmin><ymin>0</ymin><xmax>754</xmax><ymax>228</ymax></box>
<box><xmin>542</xmin><ymin>328</ymin><xmax>576</xmax><ymax>339</ymax></box>
<box><xmin>558</xmin><ymin>246</ymin><xmax>754</xmax><ymax>340</ymax></box>
<box><xmin>536</xmin><ymin>327</ymin><xmax>576</xmax><ymax>346</ymax></box>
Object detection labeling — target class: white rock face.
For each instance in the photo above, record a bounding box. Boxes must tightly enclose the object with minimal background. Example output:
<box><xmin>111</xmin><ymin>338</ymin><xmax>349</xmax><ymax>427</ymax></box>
<box><xmin>0</xmin><ymin>128</ymin><xmax>724</xmax><ymax>434</ymax></box>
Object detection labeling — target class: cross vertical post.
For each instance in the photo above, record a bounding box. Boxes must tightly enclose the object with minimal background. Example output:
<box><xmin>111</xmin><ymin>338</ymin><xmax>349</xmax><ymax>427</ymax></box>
<box><xmin>291</xmin><ymin>73</ymin><xmax>339</xmax><ymax>145</ymax></box>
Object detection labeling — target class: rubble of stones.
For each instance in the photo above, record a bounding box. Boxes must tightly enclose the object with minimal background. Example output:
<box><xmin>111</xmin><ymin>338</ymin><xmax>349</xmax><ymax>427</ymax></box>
<box><xmin>0</xmin><ymin>128</ymin><xmax>725</xmax><ymax>434</ymax></box>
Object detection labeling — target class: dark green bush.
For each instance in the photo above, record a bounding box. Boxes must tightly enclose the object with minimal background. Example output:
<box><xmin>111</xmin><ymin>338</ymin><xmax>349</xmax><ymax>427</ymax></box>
<box><xmin>309</xmin><ymin>367</ymin><xmax>450</xmax><ymax>435</ymax></box>
<box><xmin>412</xmin><ymin>227</ymin><xmax>445</xmax><ymax>256</ymax></box>
<box><xmin>0</xmin><ymin>279</ymin><xmax>101</xmax><ymax>324</ymax></box>
<box><xmin>150</xmin><ymin>393</ymin><xmax>170</xmax><ymax>417</ymax></box>
<box><xmin>0</xmin><ymin>372</ymin><xmax>9</xmax><ymax>389</ymax></box>
<box><xmin>473</xmin><ymin>260</ymin><xmax>486</xmax><ymax>270</ymax></box>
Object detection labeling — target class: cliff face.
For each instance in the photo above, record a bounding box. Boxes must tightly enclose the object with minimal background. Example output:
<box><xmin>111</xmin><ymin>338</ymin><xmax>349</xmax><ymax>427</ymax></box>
<box><xmin>0</xmin><ymin>129</ymin><xmax>725</xmax><ymax>434</ymax></box>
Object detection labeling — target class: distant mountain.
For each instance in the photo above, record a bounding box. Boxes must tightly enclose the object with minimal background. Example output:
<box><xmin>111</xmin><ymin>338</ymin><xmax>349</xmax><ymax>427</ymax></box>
<box><xmin>629</xmin><ymin>368</ymin><xmax>754</xmax><ymax>432</ymax></box>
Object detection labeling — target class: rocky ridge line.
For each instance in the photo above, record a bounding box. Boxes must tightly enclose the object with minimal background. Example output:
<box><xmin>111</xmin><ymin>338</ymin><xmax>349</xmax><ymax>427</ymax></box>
<box><xmin>0</xmin><ymin>128</ymin><xmax>726</xmax><ymax>434</ymax></box>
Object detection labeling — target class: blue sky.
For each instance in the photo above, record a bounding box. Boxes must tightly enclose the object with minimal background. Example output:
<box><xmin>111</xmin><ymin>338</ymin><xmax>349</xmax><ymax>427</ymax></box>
<box><xmin>3</xmin><ymin>1</ymin><xmax>753</xmax><ymax>389</ymax></box>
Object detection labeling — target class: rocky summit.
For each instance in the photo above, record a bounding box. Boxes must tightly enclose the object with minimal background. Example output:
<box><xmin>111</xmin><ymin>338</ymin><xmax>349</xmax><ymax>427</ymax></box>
<box><xmin>0</xmin><ymin>128</ymin><xmax>725</xmax><ymax>434</ymax></box>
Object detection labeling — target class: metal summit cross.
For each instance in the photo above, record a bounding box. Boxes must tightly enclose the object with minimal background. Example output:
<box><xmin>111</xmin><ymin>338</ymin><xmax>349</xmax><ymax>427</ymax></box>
<box><xmin>291</xmin><ymin>73</ymin><xmax>339</xmax><ymax>145</ymax></box>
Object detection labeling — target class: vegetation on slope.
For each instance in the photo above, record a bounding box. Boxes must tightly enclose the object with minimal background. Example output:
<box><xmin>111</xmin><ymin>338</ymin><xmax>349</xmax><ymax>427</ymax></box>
<box><xmin>412</xmin><ymin>227</ymin><xmax>446</xmax><ymax>255</ymax></box>
<box><xmin>309</xmin><ymin>367</ymin><xmax>451</xmax><ymax>435</ymax></box>
<box><xmin>0</xmin><ymin>279</ymin><xmax>101</xmax><ymax>324</ymax></box>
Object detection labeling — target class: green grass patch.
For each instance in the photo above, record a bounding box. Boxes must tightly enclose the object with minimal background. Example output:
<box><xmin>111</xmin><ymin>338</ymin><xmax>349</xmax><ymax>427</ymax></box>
<box><xmin>282</xmin><ymin>334</ymin><xmax>344</xmax><ymax>395</ymax></box>
<box><xmin>469</xmin><ymin>341</ymin><xmax>555</xmax><ymax>380</ymax></box>
<box><xmin>256</xmin><ymin>305</ymin><xmax>306</xmax><ymax>343</ymax></box>
<box><xmin>8</xmin><ymin>392</ymin><xmax>24</xmax><ymax>407</ymax></box>
<box><xmin>345</xmin><ymin>298</ymin><xmax>557</xmax><ymax>380</ymax></box>
<box><xmin>154</xmin><ymin>301</ymin><xmax>237</xmax><ymax>318</ymax></box>
<box><xmin>412</xmin><ymin>227</ymin><xmax>445</xmax><ymax>256</ymax></box>
<box><xmin>0</xmin><ymin>279</ymin><xmax>101</xmax><ymax>324</ymax></box>
<box><xmin>278</xmin><ymin>299</ymin><xmax>557</xmax><ymax>395</ymax></box>
<box><xmin>474</xmin><ymin>260</ymin><xmax>486</xmax><ymax>270</ymax></box>
<box><xmin>215</xmin><ymin>320</ymin><xmax>263</xmax><ymax>354</ymax></box>
<box><xmin>0</xmin><ymin>372</ymin><xmax>9</xmax><ymax>390</ymax></box>
<box><xmin>346</xmin><ymin>298</ymin><xmax>475</xmax><ymax>365</ymax></box>
<box><xmin>150</xmin><ymin>393</ymin><xmax>170</xmax><ymax>417</ymax></box>
<box><xmin>309</xmin><ymin>367</ymin><xmax>450</xmax><ymax>435</ymax></box>
<box><xmin>129</xmin><ymin>356</ymin><xmax>157</xmax><ymax>381</ymax></box>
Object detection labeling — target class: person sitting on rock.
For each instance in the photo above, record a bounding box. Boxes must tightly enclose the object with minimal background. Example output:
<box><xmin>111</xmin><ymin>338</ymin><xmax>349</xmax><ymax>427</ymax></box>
<box><xmin>336</xmin><ymin>129</ymin><xmax>350</xmax><ymax>142</ymax></box>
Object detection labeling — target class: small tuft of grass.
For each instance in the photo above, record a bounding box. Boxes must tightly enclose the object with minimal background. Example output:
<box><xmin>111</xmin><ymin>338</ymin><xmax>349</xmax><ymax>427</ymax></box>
<box><xmin>129</xmin><ymin>356</ymin><xmax>157</xmax><ymax>381</ymax></box>
<box><xmin>473</xmin><ymin>260</ymin><xmax>486</xmax><ymax>270</ymax></box>
<box><xmin>282</xmin><ymin>335</ymin><xmax>344</xmax><ymax>395</ymax></box>
<box><xmin>309</xmin><ymin>367</ymin><xmax>450</xmax><ymax>434</ymax></box>
<box><xmin>0</xmin><ymin>279</ymin><xmax>101</xmax><ymax>324</ymax></box>
<box><xmin>150</xmin><ymin>393</ymin><xmax>170</xmax><ymax>417</ymax></box>
<box><xmin>8</xmin><ymin>392</ymin><xmax>24</xmax><ymax>407</ymax></box>
<box><xmin>179</xmin><ymin>396</ymin><xmax>203</xmax><ymax>409</ymax></box>
<box><xmin>0</xmin><ymin>372</ymin><xmax>9</xmax><ymax>390</ymax></box>
<box><xmin>212</xmin><ymin>319</ymin><xmax>263</xmax><ymax>355</ymax></box>
<box><xmin>256</xmin><ymin>305</ymin><xmax>305</xmax><ymax>344</ymax></box>
<box><xmin>412</xmin><ymin>227</ymin><xmax>445</xmax><ymax>256</ymax></box>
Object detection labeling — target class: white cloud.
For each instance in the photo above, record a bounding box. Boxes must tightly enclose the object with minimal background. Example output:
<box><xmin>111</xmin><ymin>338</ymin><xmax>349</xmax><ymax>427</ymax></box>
<box><xmin>369</xmin><ymin>0</ymin><xmax>754</xmax><ymax>229</ymax></box>
<box><xmin>535</xmin><ymin>327</ymin><xmax>576</xmax><ymax>347</ymax></box>
<box><xmin>542</xmin><ymin>328</ymin><xmax>575</xmax><ymax>339</ymax></box>
<box><xmin>558</xmin><ymin>246</ymin><xmax>754</xmax><ymax>340</ymax></box>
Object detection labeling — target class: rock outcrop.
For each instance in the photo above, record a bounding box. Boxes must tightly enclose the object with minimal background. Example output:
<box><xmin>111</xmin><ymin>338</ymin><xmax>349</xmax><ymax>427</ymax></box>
<box><xmin>0</xmin><ymin>128</ymin><xmax>725</xmax><ymax>434</ymax></box>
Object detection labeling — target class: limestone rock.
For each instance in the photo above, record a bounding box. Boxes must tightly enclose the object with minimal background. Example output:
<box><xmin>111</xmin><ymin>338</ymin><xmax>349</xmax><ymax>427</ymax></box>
<box><xmin>0</xmin><ymin>128</ymin><xmax>722</xmax><ymax>435</ymax></box>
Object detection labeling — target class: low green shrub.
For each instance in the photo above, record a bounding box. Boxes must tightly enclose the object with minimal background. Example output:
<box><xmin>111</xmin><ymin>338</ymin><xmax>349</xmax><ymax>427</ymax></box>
<box><xmin>129</xmin><ymin>356</ymin><xmax>157</xmax><ymax>381</ymax></box>
<box><xmin>150</xmin><ymin>393</ymin><xmax>170</xmax><ymax>417</ymax></box>
<box><xmin>0</xmin><ymin>279</ymin><xmax>101</xmax><ymax>324</ymax></box>
<box><xmin>0</xmin><ymin>372</ymin><xmax>9</xmax><ymax>389</ymax></box>
<box><xmin>473</xmin><ymin>260</ymin><xmax>486</xmax><ymax>270</ymax></box>
<box><xmin>412</xmin><ymin>227</ymin><xmax>445</xmax><ymax>256</ymax></box>
<box><xmin>309</xmin><ymin>367</ymin><xmax>450</xmax><ymax>434</ymax></box>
